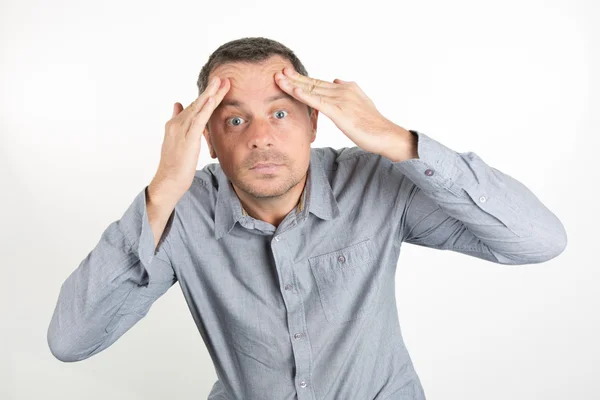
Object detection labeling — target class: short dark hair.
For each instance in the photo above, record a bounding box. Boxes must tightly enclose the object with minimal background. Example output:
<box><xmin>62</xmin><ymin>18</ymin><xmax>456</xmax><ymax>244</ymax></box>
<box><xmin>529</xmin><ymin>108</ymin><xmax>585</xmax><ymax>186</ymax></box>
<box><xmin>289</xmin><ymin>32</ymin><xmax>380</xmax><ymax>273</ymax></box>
<box><xmin>197</xmin><ymin>37</ymin><xmax>314</xmax><ymax>121</ymax></box>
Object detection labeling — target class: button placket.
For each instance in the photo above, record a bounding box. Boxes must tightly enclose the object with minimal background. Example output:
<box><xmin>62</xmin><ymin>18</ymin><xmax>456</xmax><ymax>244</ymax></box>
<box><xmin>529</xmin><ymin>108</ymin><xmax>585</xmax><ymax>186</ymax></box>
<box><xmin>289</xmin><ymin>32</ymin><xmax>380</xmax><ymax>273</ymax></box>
<box><xmin>271</xmin><ymin>230</ymin><xmax>312</xmax><ymax>399</ymax></box>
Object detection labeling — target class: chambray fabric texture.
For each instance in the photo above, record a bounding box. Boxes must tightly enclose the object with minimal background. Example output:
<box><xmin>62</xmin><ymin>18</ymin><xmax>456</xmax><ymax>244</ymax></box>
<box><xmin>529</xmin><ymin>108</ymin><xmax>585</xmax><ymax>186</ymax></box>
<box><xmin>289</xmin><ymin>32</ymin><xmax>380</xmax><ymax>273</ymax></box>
<box><xmin>47</xmin><ymin>130</ymin><xmax>567</xmax><ymax>400</ymax></box>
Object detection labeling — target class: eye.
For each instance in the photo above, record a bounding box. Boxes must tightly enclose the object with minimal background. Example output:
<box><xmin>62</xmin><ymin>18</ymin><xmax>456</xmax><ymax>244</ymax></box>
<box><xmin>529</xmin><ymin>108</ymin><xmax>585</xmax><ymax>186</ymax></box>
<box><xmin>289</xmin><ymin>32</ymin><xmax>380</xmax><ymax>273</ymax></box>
<box><xmin>227</xmin><ymin>116</ymin><xmax>245</xmax><ymax>127</ymax></box>
<box><xmin>274</xmin><ymin>110</ymin><xmax>288</xmax><ymax>119</ymax></box>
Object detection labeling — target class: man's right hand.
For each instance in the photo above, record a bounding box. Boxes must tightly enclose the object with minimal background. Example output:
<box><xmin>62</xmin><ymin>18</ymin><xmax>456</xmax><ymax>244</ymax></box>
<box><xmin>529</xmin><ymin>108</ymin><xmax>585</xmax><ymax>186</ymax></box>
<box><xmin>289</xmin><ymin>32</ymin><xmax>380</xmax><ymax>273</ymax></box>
<box><xmin>149</xmin><ymin>76</ymin><xmax>231</xmax><ymax>206</ymax></box>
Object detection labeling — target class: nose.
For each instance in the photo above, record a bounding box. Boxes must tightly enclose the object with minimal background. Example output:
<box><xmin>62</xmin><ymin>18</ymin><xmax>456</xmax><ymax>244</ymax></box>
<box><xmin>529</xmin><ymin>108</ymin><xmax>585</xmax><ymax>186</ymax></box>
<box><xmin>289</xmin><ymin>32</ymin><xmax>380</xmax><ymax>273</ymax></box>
<box><xmin>247</xmin><ymin>118</ymin><xmax>275</xmax><ymax>150</ymax></box>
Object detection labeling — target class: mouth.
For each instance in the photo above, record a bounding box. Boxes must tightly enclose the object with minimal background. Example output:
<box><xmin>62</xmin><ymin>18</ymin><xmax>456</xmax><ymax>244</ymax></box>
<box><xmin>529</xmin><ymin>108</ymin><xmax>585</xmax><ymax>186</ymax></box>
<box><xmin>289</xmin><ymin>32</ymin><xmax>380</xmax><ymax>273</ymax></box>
<box><xmin>250</xmin><ymin>163</ymin><xmax>283</xmax><ymax>173</ymax></box>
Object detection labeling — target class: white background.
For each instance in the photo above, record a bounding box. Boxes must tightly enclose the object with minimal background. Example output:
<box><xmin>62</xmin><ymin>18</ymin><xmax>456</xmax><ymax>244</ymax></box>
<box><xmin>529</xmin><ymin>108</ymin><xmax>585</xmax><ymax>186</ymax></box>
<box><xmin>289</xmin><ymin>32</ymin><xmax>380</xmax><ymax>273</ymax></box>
<box><xmin>2</xmin><ymin>0</ymin><xmax>598</xmax><ymax>398</ymax></box>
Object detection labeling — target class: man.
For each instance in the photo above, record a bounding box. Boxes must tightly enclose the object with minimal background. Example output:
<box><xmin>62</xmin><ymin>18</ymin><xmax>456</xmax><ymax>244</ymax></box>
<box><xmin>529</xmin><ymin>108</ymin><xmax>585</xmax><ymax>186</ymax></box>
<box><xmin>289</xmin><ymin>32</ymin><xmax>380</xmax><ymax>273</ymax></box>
<box><xmin>47</xmin><ymin>37</ymin><xmax>567</xmax><ymax>400</ymax></box>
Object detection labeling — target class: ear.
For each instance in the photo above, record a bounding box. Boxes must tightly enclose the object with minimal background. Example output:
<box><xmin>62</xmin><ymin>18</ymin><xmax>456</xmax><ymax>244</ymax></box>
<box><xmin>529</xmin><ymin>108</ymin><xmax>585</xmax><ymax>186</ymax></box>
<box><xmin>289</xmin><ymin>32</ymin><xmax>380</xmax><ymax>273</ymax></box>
<box><xmin>309</xmin><ymin>108</ymin><xmax>318</xmax><ymax>142</ymax></box>
<box><xmin>203</xmin><ymin>127</ymin><xmax>218</xmax><ymax>159</ymax></box>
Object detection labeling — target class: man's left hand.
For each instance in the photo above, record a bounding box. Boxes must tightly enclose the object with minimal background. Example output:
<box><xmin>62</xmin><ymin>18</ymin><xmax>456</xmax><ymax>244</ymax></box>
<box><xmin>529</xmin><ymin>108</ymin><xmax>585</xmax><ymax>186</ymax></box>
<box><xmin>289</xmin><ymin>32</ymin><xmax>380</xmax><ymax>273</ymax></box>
<box><xmin>274</xmin><ymin>67</ymin><xmax>417</xmax><ymax>161</ymax></box>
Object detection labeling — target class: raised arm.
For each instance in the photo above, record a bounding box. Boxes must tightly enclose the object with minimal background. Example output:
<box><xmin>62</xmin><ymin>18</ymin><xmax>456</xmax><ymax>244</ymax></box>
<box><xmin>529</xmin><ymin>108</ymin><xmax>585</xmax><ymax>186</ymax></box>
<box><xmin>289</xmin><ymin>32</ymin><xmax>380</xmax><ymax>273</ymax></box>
<box><xmin>47</xmin><ymin>186</ymin><xmax>178</xmax><ymax>362</ymax></box>
<box><xmin>390</xmin><ymin>130</ymin><xmax>567</xmax><ymax>265</ymax></box>
<box><xmin>47</xmin><ymin>74</ymin><xmax>232</xmax><ymax>362</ymax></box>
<box><xmin>267</xmin><ymin>69</ymin><xmax>567</xmax><ymax>264</ymax></box>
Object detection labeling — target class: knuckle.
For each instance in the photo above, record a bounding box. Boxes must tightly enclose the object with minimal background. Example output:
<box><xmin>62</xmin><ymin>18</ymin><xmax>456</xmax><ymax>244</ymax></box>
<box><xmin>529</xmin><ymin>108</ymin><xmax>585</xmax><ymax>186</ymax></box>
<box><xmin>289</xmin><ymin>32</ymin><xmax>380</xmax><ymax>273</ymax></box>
<box><xmin>193</xmin><ymin>109</ymin><xmax>209</xmax><ymax>124</ymax></box>
<box><xmin>165</xmin><ymin>127</ymin><xmax>175</xmax><ymax>138</ymax></box>
<box><xmin>166</xmin><ymin>122</ymin><xmax>181</xmax><ymax>136</ymax></box>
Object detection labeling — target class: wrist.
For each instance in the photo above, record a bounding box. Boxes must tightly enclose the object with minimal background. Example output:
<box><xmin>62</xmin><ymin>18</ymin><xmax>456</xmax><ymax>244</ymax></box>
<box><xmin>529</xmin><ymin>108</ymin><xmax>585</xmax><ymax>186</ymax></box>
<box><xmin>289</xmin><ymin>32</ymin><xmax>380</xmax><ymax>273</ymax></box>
<box><xmin>147</xmin><ymin>179</ymin><xmax>181</xmax><ymax>209</ymax></box>
<box><xmin>381</xmin><ymin>127</ymin><xmax>419</xmax><ymax>162</ymax></box>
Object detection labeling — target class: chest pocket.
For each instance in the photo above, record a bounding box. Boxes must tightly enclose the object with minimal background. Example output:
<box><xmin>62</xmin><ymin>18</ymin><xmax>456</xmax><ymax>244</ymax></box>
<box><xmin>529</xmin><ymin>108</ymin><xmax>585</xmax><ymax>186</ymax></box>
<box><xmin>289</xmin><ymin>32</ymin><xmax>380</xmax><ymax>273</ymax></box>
<box><xmin>308</xmin><ymin>238</ymin><xmax>379</xmax><ymax>324</ymax></box>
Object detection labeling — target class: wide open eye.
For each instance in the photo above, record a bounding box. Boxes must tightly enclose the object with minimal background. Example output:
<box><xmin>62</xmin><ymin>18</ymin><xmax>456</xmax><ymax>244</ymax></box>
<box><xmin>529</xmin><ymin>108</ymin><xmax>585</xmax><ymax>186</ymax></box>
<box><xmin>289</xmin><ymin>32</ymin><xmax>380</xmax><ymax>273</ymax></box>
<box><xmin>274</xmin><ymin>110</ymin><xmax>288</xmax><ymax>119</ymax></box>
<box><xmin>227</xmin><ymin>116</ymin><xmax>245</xmax><ymax>127</ymax></box>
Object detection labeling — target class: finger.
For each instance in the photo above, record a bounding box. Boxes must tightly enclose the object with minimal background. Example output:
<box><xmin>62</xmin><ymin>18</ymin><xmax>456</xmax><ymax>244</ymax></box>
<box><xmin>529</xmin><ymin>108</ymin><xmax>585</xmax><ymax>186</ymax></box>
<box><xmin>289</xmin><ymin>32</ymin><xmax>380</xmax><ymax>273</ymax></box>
<box><xmin>188</xmin><ymin>77</ymin><xmax>222</xmax><ymax>114</ymax></box>
<box><xmin>187</xmin><ymin>78</ymin><xmax>230</xmax><ymax>141</ymax></box>
<box><xmin>172</xmin><ymin>102</ymin><xmax>183</xmax><ymax>118</ymax></box>
<box><xmin>275</xmin><ymin>74</ymin><xmax>335</xmax><ymax>115</ymax></box>
<box><xmin>275</xmin><ymin>72</ymin><xmax>338</xmax><ymax>99</ymax></box>
<box><xmin>177</xmin><ymin>77</ymin><xmax>223</xmax><ymax>132</ymax></box>
<box><xmin>283</xmin><ymin>67</ymin><xmax>338</xmax><ymax>89</ymax></box>
<box><xmin>188</xmin><ymin>77</ymin><xmax>221</xmax><ymax>113</ymax></box>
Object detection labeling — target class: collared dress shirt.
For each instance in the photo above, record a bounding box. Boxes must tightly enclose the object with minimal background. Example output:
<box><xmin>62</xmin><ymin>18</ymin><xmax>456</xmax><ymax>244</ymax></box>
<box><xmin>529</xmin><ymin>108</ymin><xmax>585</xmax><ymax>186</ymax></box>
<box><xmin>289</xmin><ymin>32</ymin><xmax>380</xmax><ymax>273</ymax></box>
<box><xmin>47</xmin><ymin>130</ymin><xmax>567</xmax><ymax>400</ymax></box>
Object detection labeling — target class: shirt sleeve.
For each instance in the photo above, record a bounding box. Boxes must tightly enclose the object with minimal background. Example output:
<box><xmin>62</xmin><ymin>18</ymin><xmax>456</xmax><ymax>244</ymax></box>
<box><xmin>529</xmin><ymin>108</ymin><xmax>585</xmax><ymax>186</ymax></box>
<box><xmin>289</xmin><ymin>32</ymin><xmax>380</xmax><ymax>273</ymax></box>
<box><xmin>47</xmin><ymin>185</ymin><xmax>178</xmax><ymax>362</ymax></box>
<box><xmin>391</xmin><ymin>130</ymin><xmax>567</xmax><ymax>264</ymax></box>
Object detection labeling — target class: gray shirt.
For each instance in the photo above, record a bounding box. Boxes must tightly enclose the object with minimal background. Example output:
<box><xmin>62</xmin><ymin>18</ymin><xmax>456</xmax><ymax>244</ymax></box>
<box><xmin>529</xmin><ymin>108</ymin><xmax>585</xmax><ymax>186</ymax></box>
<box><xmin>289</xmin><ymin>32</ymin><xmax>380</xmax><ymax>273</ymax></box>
<box><xmin>47</xmin><ymin>130</ymin><xmax>567</xmax><ymax>400</ymax></box>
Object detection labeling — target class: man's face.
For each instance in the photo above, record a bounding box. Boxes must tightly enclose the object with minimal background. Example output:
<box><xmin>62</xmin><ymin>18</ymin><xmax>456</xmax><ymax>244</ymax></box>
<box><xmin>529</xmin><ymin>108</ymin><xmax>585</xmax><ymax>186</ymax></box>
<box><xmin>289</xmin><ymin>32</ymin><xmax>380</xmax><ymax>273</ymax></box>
<box><xmin>203</xmin><ymin>55</ymin><xmax>318</xmax><ymax>199</ymax></box>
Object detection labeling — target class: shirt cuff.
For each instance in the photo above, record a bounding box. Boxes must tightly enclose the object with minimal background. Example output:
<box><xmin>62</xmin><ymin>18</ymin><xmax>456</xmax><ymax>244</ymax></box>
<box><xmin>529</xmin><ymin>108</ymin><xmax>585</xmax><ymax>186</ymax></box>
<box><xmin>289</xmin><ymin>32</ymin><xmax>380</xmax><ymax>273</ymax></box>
<box><xmin>119</xmin><ymin>186</ymin><xmax>174</xmax><ymax>267</ymax></box>
<box><xmin>391</xmin><ymin>129</ymin><xmax>465</xmax><ymax>195</ymax></box>
<box><xmin>391</xmin><ymin>129</ymin><xmax>533</xmax><ymax>238</ymax></box>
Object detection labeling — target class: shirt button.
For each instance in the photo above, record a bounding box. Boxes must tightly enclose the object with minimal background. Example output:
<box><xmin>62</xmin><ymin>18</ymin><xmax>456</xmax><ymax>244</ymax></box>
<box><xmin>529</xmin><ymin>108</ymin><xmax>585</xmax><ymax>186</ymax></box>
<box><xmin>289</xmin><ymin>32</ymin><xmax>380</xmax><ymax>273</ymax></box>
<box><xmin>294</xmin><ymin>333</ymin><xmax>304</xmax><ymax>339</ymax></box>
<box><xmin>424</xmin><ymin>169</ymin><xmax>434</xmax><ymax>176</ymax></box>
<box><xmin>479</xmin><ymin>195</ymin><xmax>487</xmax><ymax>203</ymax></box>
<box><xmin>274</xmin><ymin>235</ymin><xmax>280</xmax><ymax>242</ymax></box>
<box><xmin>299</xmin><ymin>381</ymin><xmax>307</xmax><ymax>388</ymax></box>
<box><xmin>338</xmin><ymin>255</ymin><xmax>346</xmax><ymax>263</ymax></box>
<box><xmin>284</xmin><ymin>284</ymin><xmax>293</xmax><ymax>291</ymax></box>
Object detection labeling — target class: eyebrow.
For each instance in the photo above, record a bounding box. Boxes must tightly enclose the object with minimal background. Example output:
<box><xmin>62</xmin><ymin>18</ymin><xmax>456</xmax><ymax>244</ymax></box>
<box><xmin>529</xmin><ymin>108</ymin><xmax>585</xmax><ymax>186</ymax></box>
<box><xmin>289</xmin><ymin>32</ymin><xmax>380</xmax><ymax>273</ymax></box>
<box><xmin>218</xmin><ymin>93</ymin><xmax>294</xmax><ymax>109</ymax></box>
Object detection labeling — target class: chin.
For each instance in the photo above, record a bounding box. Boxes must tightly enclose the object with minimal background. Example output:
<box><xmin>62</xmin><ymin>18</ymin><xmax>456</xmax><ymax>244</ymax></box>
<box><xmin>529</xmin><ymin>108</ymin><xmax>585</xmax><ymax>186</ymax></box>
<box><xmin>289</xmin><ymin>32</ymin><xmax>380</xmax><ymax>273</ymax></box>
<box><xmin>248</xmin><ymin>183</ymin><xmax>292</xmax><ymax>198</ymax></box>
<box><xmin>237</xmin><ymin>175</ymin><xmax>297</xmax><ymax>199</ymax></box>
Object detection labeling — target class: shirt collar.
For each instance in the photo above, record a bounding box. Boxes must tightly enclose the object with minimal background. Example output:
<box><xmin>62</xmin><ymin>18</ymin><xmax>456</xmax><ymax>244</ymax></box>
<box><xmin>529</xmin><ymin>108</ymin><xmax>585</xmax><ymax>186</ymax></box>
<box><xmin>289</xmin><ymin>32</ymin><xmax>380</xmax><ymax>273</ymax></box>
<box><xmin>214</xmin><ymin>148</ymin><xmax>339</xmax><ymax>240</ymax></box>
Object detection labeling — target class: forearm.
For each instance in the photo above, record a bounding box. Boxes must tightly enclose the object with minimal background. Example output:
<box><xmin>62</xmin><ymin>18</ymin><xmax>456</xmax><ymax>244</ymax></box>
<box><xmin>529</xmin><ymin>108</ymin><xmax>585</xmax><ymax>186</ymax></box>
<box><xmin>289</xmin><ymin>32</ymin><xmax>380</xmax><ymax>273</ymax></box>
<box><xmin>146</xmin><ymin>183</ymin><xmax>177</xmax><ymax>251</ymax></box>
<box><xmin>387</xmin><ymin>129</ymin><xmax>567</xmax><ymax>264</ymax></box>
<box><xmin>48</xmin><ymin>186</ymin><xmax>177</xmax><ymax>361</ymax></box>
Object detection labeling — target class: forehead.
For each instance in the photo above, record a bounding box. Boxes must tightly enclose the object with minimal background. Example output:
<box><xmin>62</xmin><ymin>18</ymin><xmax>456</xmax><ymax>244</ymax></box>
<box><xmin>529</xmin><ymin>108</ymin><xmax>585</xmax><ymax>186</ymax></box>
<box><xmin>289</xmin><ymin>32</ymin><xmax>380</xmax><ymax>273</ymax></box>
<box><xmin>209</xmin><ymin>55</ymin><xmax>294</xmax><ymax>95</ymax></box>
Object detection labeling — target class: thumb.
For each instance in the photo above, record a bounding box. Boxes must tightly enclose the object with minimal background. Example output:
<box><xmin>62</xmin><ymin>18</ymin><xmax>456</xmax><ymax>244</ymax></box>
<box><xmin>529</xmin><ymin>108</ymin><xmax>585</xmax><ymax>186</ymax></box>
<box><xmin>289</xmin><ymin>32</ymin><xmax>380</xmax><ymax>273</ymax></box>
<box><xmin>172</xmin><ymin>102</ymin><xmax>183</xmax><ymax>118</ymax></box>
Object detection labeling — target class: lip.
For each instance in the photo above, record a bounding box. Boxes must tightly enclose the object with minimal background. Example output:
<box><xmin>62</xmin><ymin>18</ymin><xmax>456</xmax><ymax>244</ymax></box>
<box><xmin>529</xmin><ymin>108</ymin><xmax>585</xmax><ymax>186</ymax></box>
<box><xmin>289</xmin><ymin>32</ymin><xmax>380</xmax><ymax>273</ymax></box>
<box><xmin>250</xmin><ymin>163</ymin><xmax>283</xmax><ymax>173</ymax></box>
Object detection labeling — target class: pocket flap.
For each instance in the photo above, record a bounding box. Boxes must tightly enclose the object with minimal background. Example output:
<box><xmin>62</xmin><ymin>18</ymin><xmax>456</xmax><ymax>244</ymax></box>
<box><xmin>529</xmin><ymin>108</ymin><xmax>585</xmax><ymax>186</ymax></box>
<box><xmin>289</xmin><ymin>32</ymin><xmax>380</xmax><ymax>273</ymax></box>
<box><xmin>308</xmin><ymin>239</ymin><xmax>376</xmax><ymax>275</ymax></box>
